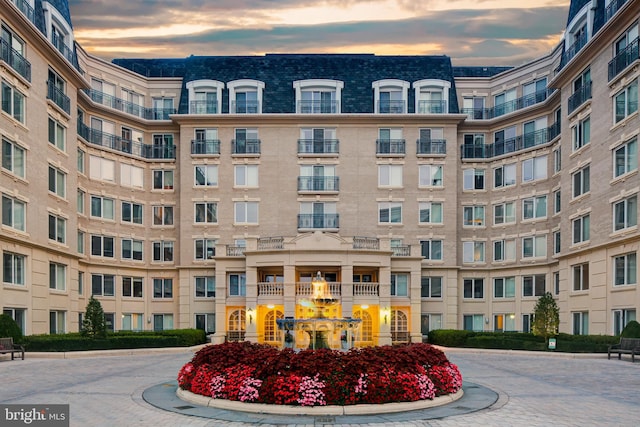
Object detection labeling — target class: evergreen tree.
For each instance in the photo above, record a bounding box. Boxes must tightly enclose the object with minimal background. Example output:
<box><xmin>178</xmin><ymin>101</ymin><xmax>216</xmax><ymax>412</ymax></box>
<box><xmin>532</xmin><ymin>292</ymin><xmax>559</xmax><ymax>346</ymax></box>
<box><xmin>81</xmin><ymin>296</ymin><xmax>107</xmax><ymax>339</ymax></box>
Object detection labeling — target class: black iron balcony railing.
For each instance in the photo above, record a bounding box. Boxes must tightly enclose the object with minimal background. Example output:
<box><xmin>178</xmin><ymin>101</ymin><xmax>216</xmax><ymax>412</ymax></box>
<box><xmin>82</xmin><ymin>89</ymin><xmax>177</xmax><ymax>120</ymax></box>
<box><xmin>297</xmin><ymin>213</ymin><xmax>339</xmax><ymax>229</ymax></box>
<box><xmin>376</xmin><ymin>139</ymin><xmax>406</xmax><ymax>155</ymax></box>
<box><xmin>568</xmin><ymin>81</ymin><xmax>592</xmax><ymax>114</ymax></box>
<box><xmin>609</xmin><ymin>38</ymin><xmax>639</xmax><ymax>81</ymax></box>
<box><xmin>231</xmin><ymin>139</ymin><xmax>261</xmax><ymax>154</ymax></box>
<box><xmin>297</xmin><ymin>139</ymin><xmax>339</xmax><ymax>154</ymax></box>
<box><xmin>13</xmin><ymin>0</ymin><xmax>35</xmax><ymax>25</ymax></box>
<box><xmin>297</xmin><ymin>100</ymin><xmax>339</xmax><ymax>113</ymax></box>
<box><xmin>232</xmin><ymin>100</ymin><xmax>260</xmax><ymax>114</ymax></box>
<box><xmin>416</xmin><ymin>139</ymin><xmax>446</xmax><ymax>155</ymax></box>
<box><xmin>77</xmin><ymin>122</ymin><xmax>175</xmax><ymax>159</ymax></box>
<box><xmin>605</xmin><ymin>0</ymin><xmax>629</xmax><ymax>22</ymax></box>
<box><xmin>560</xmin><ymin>32</ymin><xmax>588</xmax><ymax>69</ymax></box>
<box><xmin>297</xmin><ymin>176</ymin><xmax>340</xmax><ymax>192</ymax></box>
<box><xmin>189</xmin><ymin>100</ymin><xmax>218</xmax><ymax>114</ymax></box>
<box><xmin>461</xmin><ymin>126</ymin><xmax>558</xmax><ymax>159</ymax></box>
<box><xmin>461</xmin><ymin>89</ymin><xmax>552</xmax><ymax>120</ymax></box>
<box><xmin>0</xmin><ymin>38</ymin><xmax>31</xmax><ymax>82</ymax></box>
<box><xmin>47</xmin><ymin>81</ymin><xmax>70</xmax><ymax>114</ymax></box>
<box><xmin>417</xmin><ymin>100</ymin><xmax>446</xmax><ymax>114</ymax></box>
<box><xmin>378</xmin><ymin>100</ymin><xmax>406</xmax><ymax>114</ymax></box>
<box><xmin>191</xmin><ymin>139</ymin><xmax>221</xmax><ymax>155</ymax></box>
<box><xmin>51</xmin><ymin>31</ymin><xmax>78</xmax><ymax>68</ymax></box>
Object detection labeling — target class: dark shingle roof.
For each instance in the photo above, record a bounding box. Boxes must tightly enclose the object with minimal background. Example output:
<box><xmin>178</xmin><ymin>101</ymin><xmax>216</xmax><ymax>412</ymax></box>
<box><xmin>113</xmin><ymin>54</ymin><xmax>460</xmax><ymax>114</ymax></box>
<box><xmin>452</xmin><ymin>66</ymin><xmax>513</xmax><ymax>78</ymax></box>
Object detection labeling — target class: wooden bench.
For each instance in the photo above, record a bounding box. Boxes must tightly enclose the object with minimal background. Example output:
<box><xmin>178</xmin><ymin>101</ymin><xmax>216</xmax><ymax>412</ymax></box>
<box><xmin>608</xmin><ymin>337</ymin><xmax>640</xmax><ymax>362</ymax></box>
<box><xmin>0</xmin><ymin>337</ymin><xmax>25</xmax><ymax>360</ymax></box>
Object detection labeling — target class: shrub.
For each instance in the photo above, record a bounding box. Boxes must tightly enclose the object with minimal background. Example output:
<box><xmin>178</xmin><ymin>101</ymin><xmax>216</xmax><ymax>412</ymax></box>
<box><xmin>81</xmin><ymin>296</ymin><xmax>107</xmax><ymax>339</ymax></box>
<box><xmin>621</xmin><ymin>320</ymin><xmax>640</xmax><ymax>338</ymax></box>
<box><xmin>427</xmin><ymin>329</ymin><xmax>473</xmax><ymax>347</ymax></box>
<box><xmin>0</xmin><ymin>314</ymin><xmax>22</xmax><ymax>343</ymax></box>
<box><xmin>22</xmin><ymin>334</ymin><xmax>181</xmax><ymax>352</ymax></box>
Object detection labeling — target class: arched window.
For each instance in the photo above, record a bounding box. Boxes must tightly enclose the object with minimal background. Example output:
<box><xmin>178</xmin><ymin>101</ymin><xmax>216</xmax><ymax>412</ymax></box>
<box><xmin>228</xmin><ymin>80</ymin><xmax>265</xmax><ymax>114</ymax></box>
<box><xmin>391</xmin><ymin>309</ymin><xmax>409</xmax><ymax>343</ymax></box>
<box><xmin>186</xmin><ymin>80</ymin><xmax>224</xmax><ymax>114</ymax></box>
<box><xmin>413</xmin><ymin>79</ymin><xmax>451</xmax><ymax>114</ymax></box>
<box><xmin>293</xmin><ymin>79</ymin><xmax>343</xmax><ymax>113</ymax></box>
<box><xmin>227</xmin><ymin>309</ymin><xmax>246</xmax><ymax>341</ymax></box>
<box><xmin>353</xmin><ymin>310</ymin><xmax>373</xmax><ymax>343</ymax></box>
<box><xmin>372</xmin><ymin>79</ymin><xmax>409</xmax><ymax>114</ymax></box>
<box><xmin>264</xmin><ymin>310</ymin><xmax>284</xmax><ymax>342</ymax></box>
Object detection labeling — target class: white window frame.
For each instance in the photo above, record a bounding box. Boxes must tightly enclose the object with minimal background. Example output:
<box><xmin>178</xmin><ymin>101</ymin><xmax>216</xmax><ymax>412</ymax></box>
<box><xmin>293</xmin><ymin>79</ymin><xmax>343</xmax><ymax>114</ymax></box>
<box><xmin>613</xmin><ymin>137</ymin><xmax>638</xmax><ymax>178</ymax></box>
<box><xmin>48</xmin><ymin>213</ymin><xmax>65</xmax><ymax>244</ymax></box>
<box><xmin>194</xmin><ymin>202</ymin><xmax>218</xmax><ymax>224</ymax></box>
<box><xmin>234</xmin><ymin>201</ymin><xmax>259</xmax><ymax>224</ymax></box>
<box><xmin>195</xmin><ymin>276</ymin><xmax>216</xmax><ymax>298</ymax></box>
<box><xmin>49</xmin><ymin>262</ymin><xmax>66</xmax><ymax>291</ymax></box>
<box><xmin>494</xmin><ymin>277</ymin><xmax>516</xmax><ymax>298</ymax></box>
<box><xmin>195</xmin><ymin>238</ymin><xmax>216</xmax><ymax>260</ymax></box>
<box><xmin>48</xmin><ymin>165</ymin><xmax>66</xmax><ymax>198</ymax></box>
<box><xmin>152</xmin><ymin>241</ymin><xmax>174</xmax><ymax>262</ymax></box>
<box><xmin>572</xmin><ymin>263</ymin><xmax>590</xmax><ymax>291</ymax></box>
<box><xmin>494</xmin><ymin>163</ymin><xmax>516</xmax><ymax>188</ymax></box>
<box><xmin>418</xmin><ymin>164</ymin><xmax>443</xmax><ymax>187</ymax></box>
<box><xmin>89</xmin><ymin>155</ymin><xmax>115</xmax><ymax>182</ymax></box>
<box><xmin>228</xmin><ymin>273</ymin><xmax>246</xmax><ymax>296</ymax></box>
<box><xmin>372</xmin><ymin>79</ymin><xmax>409</xmax><ymax>114</ymax></box>
<box><xmin>463</xmin><ymin>168</ymin><xmax>485</xmax><ymax>190</ymax></box>
<box><xmin>186</xmin><ymin>79</ymin><xmax>224</xmax><ymax>114</ymax></box>
<box><xmin>420</xmin><ymin>276</ymin><xmax>442</xmax><ymax>298</ymax></box>
<box><xmin>2</xmin><ymin>138</ymin><xmax>25</xmax><ymax>178</ymax></box>
<box><xmin>493</xmin><ymin>201</ymin><xmax>516</xmax><ymax>225</ymax></box>
<box><xmin>378</xmin><ymin>202</ymin><xmax>402</xmax><ymax>224</ymax></box>
<box><xmin>391</xmin><ymin>273</ymin><xmax>409</xmax><ymax>297</ymax></box>
<box><xmin>572</xmin><ymin>214</ymin><xmax>590</xmax><ymax>244</ymax></box>
<box><xmin>48</xmin><ymin>117</ymin><xmax>66</xmax><ymax>151</ymax></box>
<box><xmin>413</xmin><ymin>79</ymin><xmax>450</xmax><ymax>114</ymax></box>
<box><xmin>195</xmin><ymin>164</ymin><xmax>218</xmax><ymax>187</ymax></box>
<box><xmin>121</xmin><ymin>201</ymin><xmax>143</xmax><ymax>225</ymax></box>
<box><xmin>572</xmin><ymin>311</ymin><xmax>589</xmax><ymax>335</ymax></box>
<box><xmin>153</xmin><ymin>278</ymin><xmax>173</xmax><ymax>299</ymax></box>
<box><xmin>228</xmin><ymin>79</ymin><xmax>264</xmax><ymax>114</ymax></box>
<box><xmin>152</xmin><ymin>205</ymin><xmax>174</xmax><ymax>226</ymax></box>
<box><xmin>572</xmin><ymin>116</ymin><xmax>591</xmax><ymax>150</ymax></box>
<box><xmin>463</xmin><ymin>278</ymin><xmax>484</xmax><ymax>299</ymax></box>
<box><xmin>522</xmin><ymin>235</ymin><xmax>547</xmax><ymax>258</ymax></box>
<box><xmin>420</xmin><ymin>240</ymin><xmax>443</xmax><ymax>260</ymax></box>
<box><xmin>234</xmin><ymin>165</ymin><xmax>259</xmax><ymax>187</ymax></box>
<box><xmin>614</xmin><ymin>79</ymin><xmax>638</xmax><ymax>123</ymax></box>
<box><xmin>378</xmin><ymin>164</ymin><xmax>403</xmax><ymax>187</ymax></box>
<box><xmin>572</xmin><ymin>165</ymin><xmax>590</xmax><ymax>198</ymax></box>
<box><xmin>91</xmin><ymin>273</ymin><xmax>115</xmax><ymax>297</ymax></box>
<box><xmin>523</xmin><ymin>195</ymin><xmax>547</xmax><ymax>220</ymax></box>
<box><xmin>419</xmin><ymin>202</ymin><xmax>443</xmax><ymax>224</ymax></box>
<box><xmin>90</xmin><ymin>195</ymin><xmax>114</xmax><ymax>220</ymax></box>
<box><xmin>613</xmin><ymin>195</ymin><xmax>637</xmax><ymax>231</ymax></box>
<box><xmin>614</xmin><ymin>252</ymin><xmax>637</xmax><ymax>286</ymax></box>
<box><xmin>493</xmin><ymin>239</ymin><xmax>516</xmax><ymax>262</ymax></box>
<box><xmin>90</xmin><ymin>235</ymin><xmax>115</xmax><ymax>258</ymax></box>
<box><xmin>2</xmin><ymin>252</ymin><xmax>25</xmax><ymax>286</ymax></box>
<box><xmin>121</xmin><ymin>238</ymin><xmax>143</xmax><ymax>261</ymax></box>
<box><xmin>523</xmin><ymin>274</ymin><xmax>546</xmax><ymax>297</ymax></box>
<box><xmin>1</xmin><ymin>80</ymin><xmax>25</xmax><ymax>123</ymax></box>
<box><xmin>2</xmin><ymin>194</ymin><xmax>25</xmax><ymax>231</ymax></box>
<box><xmin>463</xmin><ymin>241</ymin><xmax>485</xmax><ymax>263</ymax></box>
<box><xmin>522</xmin><ymin>155</ymin><xmax>547</xmax><ymax>182</ymax></box>
<box><xmin>153</xmin><ymin>169</ymin><xmax>174</xmax><ymax>190</ymax></box>
<box><xmin>463</xmin><ymin>205</ymin><xmax>485</xmax><ymax>227</ymax></box>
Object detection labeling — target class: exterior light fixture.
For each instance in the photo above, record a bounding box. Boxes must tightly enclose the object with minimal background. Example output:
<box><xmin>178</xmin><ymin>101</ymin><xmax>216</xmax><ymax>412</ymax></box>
<box><xmin>247</xmin><ymin>307</ymin><xmax>255</xmax><ymax>325</ymax></box>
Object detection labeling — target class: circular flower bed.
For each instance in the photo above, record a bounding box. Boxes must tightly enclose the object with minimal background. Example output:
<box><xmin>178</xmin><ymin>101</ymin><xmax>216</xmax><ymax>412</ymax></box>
<box><xmin>178</xmin><ymin>342</ymin><xmax>462</xmax><ymax>406</ymax></box>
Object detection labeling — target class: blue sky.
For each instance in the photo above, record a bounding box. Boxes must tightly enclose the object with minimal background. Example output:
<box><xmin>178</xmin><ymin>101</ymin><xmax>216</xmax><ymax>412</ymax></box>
<box><xmin>69</xmin><ymin>0</ymin><xmax>570</xmax><ymax>66</ymax></box>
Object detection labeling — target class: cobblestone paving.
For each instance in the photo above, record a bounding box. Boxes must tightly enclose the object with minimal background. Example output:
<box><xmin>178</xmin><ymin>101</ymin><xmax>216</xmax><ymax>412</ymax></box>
<box><xmin>1</xmin><ymin>349</ymin><xmax>639</xmax><ymax>426</ymax></box>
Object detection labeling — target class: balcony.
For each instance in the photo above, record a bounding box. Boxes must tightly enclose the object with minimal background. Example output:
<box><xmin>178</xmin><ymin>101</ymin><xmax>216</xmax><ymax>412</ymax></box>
<box><xmin>226</xmin><ymin>246</ymin><xmax>245</xmax><ymax>256</ymax></box>
<box><xmin>296</xmin><ymin>282</ymin><xmax>341</xmax><ymax>297</ymax></box>
<box><xmin>191</xmin><ymin>139</ymin><xmax>220</xmax><ymax>155</ymax></box>
<box><xmin>609</xmin><ymin>38</ymin><xmax>639</xmax><ymax>81</ymax></box>
<box><xmin>391</xmin><ymin>245</ymin><xmax>411</xmax><ymax>257</ymax></box>
<box><xmin>226</xmin><ymin>332</ymin><xmax>245</xmax><ymax>342</ymax></box>
<box><xmin>0</xmin><ymin>37</ymin><xmax>31</xmax><ymax>81</ymax></box>
<box><xmin>13</xmin><ymin>0</ymin><xmax>35</xmax><ymax>25</ymax></box>
<box><xmin>605</xmin><ymin>0</ymin><xmax>629</xmax><ymax>22</ymax></box>
<box><xmin>417</xmin><ymin>100</ymin><xmax>446</xmax><ymax>114</ymax></box>
<box><xmin>461</xmin><ymin>89</ymin><xmax>552</xmax><ymax>120</ymax></box>
<box><xmin>353</xmin><ymin>283</ymin><xmax>380</xmax><ymax>296</ymax></box>
<box><xmin>189</xmin><ymin>100</ymin><xmax>218</xmax><ymax>114</ymax></box>
<box><xmin>378</xmin><ymin>100</ymin><xmax>406</xmax><ymax>114</ymax></box>
<box><xmin>51</xmin><ymin>32</ymin><xmax>78</xmax><ymax>69</ymax></box>
<box><xmin>391</xmin><ymin>332</ymin><xmax>410</xmax><ymax>343</ymax></box>
<box><xmin>297</xmin><ymin>213</ymin><xmax>339</xmax><ymax>229</ymax></box>
<box><xmin>297</xmin><ymin>139</ymin><xmax>339</xmax><ymax>155</ymax></box>
<box><xmin>297</xmin><ymin>100</ymin><xmax>339</xmax><ymax>114</ymax></box>
<box><xmin>231</xmin><ymin>139</ymin><xmax>261</xmax><ymax>154</ymax></box>
<box><xmin>257</xmin><ymin>282</ymin><xmax>284</xmax><ymax>296</ymax></box>
<box><xmin>560</xmin><ymin>32</ymin><xmax>588</xmax><ymax>69</ymax></box>
<box><xmin>352</xmin><ymin>236</ymin><xmax>379</xmax><ymax>250</ymax></box>
<box><xmin>376</xmin><ymin>139</ymin><xmax>406</xmax><ymax>155</ymax></box>
<box><xmin>416</xmin><ymin>139</ymin><xmax>446</xmax><ymax>155</ymax></box>
<box><xmin>297</xmin><ymin>176</ymin><xmax>340</xmax><ymax>192</ymax></box>
<box><xmin>257</xmin><ymin>237</ymin><xmax>284</xmax><ymax>250</ymax></box>
<box><xmin>232</xmin><ymin>100</ymin><xmax>260</xmax><ymax>114</ymax></box>
<box><xmin>568</xmin><ymin>81</ymin><xmax>592</xmax><ymax>114</ymax></box>
<box><xmin>461</xmin><ymin>125</ymin><xmax>558</xmax><ymax>159</ymax></box>
<box><xmin>47</xmin><ymin>81</ymin><xmax>70</xmax><ymax>114</ymax></box>
<box><xmin>77</xmin><ymin>122</ymin><xmax>175</xmax><ymax>159</ymax></box>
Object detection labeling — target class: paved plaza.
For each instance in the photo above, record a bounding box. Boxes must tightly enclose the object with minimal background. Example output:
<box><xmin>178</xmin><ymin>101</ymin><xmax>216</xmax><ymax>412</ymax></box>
<box><xmin>1</xmin><ymin>347</ymin><xmax>639</xmax><ymax>426</ymax></box>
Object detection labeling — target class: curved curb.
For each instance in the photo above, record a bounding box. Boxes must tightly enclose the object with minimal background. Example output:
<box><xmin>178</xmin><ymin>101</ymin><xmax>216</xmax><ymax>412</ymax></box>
<box><xmin>176</xmin><ymin>387</ymin><xmax>463</xmax><ymax>416</ymax></box>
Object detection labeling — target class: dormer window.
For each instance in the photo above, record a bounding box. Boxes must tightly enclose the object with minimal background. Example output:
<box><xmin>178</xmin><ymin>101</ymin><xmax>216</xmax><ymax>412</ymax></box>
<box><xmin>562</xmin><ymin>3</ymin><xmax>594</xmax><ymax>66</ymax></box>
<box><xmin>42</xmin><ymin>2</ymin><xmax>75</xmax><ymax>64</ymax></box>
<box><xmin>413</xmin><ymin>80</ymin><xmax>450</xmax><ymax>114</ymax></box>
<box><xmin>373</xmin><ymin>80</ymin><xmax>409</xmax><ymax>114</ymax></box>
<box><xmin>186</xmin><ymin>80</ymin><xmax>223</xmax><ymax>114</ymax></box>
<box><xmin>228</xmin><ymin>80</ymin><xmax>264</xmax><ymax>114</ymax></box>
<box><xmin>293</xmin><ymin>79</ymin><xmax>343</xmax><ymax>114</ymax></box>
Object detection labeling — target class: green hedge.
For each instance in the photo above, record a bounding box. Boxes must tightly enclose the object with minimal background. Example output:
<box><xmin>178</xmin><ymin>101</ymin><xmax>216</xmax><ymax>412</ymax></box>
<box><xmin>22</xmin><ymin>329</ymin><xmax>207</xmax><ymax>352</ymax></box>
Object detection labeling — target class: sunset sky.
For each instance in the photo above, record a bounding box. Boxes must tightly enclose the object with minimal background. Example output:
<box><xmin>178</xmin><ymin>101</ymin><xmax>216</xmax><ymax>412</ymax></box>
<box><xmin>68</xmin><ymin>0</ymin><xmax>570</xmax><ymax>66</ymax></box>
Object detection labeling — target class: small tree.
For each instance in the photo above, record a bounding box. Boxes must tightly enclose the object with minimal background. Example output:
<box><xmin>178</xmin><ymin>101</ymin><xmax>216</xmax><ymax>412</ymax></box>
<box><xmin>0</xmin><ymin>314</ymin><xmax>23</xmax><ymax>342</ymax></box>
<box><xmin>81</xmin><ymin>296</ymin><xmax>107</xmax><ymax>339</ymax></box>
<box><xmin>532</xmin><ymin>292</ymin><xmax>559</xmax><ymax>347</ymax></box>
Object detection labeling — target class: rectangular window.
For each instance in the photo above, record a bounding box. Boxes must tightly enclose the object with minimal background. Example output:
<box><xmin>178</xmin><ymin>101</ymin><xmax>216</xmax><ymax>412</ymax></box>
<box><xmin>153</xmin><ymin>170</ymin><xmax>174</xmax><ymax>190</ymax></box>
<box><xmin>122</xmin><ymin>277</ymin><xmax>143</xmax><ymax>298</ymax></box>
<box><xmin>77</xmin><ymin>149</ymin><xmax>85</xmax><ymax>174</ymax></box>
<box><xmin>195</xmin><ymin>165</ymin><xmax>218</xmax><ymax>186</ymax></box>
<box><xmin>153</xmin><ymin>206</ymin><xmax>174</xmax><ymax>226</ymax></box>
<box><xmin>153</xmin><ymin>314</ymin><xmax>173</xmax><ymax>331</ymax></box>
<box><xmin>378</xmin><ymin>165</ymin><xmax>403</xmax><ymax>187</ymax></box>
<box><xmin>554</xmin><ymin>230</ymin><xmax>561</xmax><ymax>254</ymax></box>
<box><xmin>421</xmin><ymin>313</ymin><xmax>442</xmax><ymax>334</ymax></box>
<box><xmin>614</xmin><ymin>80</ymin><xmax>638</xmax><ymax>123</ymax></box>
<box><xmin>522</xmin><ymin>314</ymin><xmax>533</xmax><ymax>333</ymax></box>
<box><xmin>195</xmin><ymin>202</ymin><xmax>217</xmax><ymax>223</ymax></box>
<box><xmin>90</xmin><ymin>195</ymin><xmax>115</xmax><ymax>220</ymax></box>
<box><xmin>463</xmin><ymin>241</ymin><xmax>485</xmax><ymax>263</ymax></box>
<box><xmin>493</xmin><ymin>201</ymin><xmax>516</xmax><ymax>225</ymax></box>
<box><xmin>153</xmin><ymin>278</ymin><xmax>173</xmax><ymax>298</ymax></box>
<box><xmin>195</xmin><ymin>276</ymin><xmax>215</xmax><ymax>298</ymax></box>
<box><xmin>48</xmin><ymin>117</ymin><xmax>65</xmax><ymax>151</ymax></box>
<box><xmin>228</xmin><ymin>273</ymin><xmax>246</xmax><ymax>296</ymax></box>
<box><xmin>613</xmin><ymin>309</ymin><xmax>637</xmax><ymax>336</ymax></box>
<box><xmin>48</xmin><ymin>214</ymin><xmax>66</xmax><ymax>244</ymax></box>
<box><xmin>3</xmin><ymin>252</ymin><xmax>25</xmax><ymax>285</ymax></box>
<box><xmin>572</xmin><ymin>165</ymin><xmax>590</xmax><ymax>198</ymax></box>
<box><xmin>463</xmin><ymin>278</ymin><xmax>484</xmax><ymax>299</ymax></box>
<box><xmin>522</xmin><ymin>155</ymin><xmax>547</xmax><ymax>182</ymax></box>
<box><xmin>572</xmin><ymin>263</ymin><xmax>589</xmax><ymax>291</ymax></box>
<box><xmin>463</xmin><ymin>205</ymin><xmax>485</xmax><ymax>227</ymax></box>
<box><xmin>493</xmin><ymin>239</ymin><xmax>516</xmax><ymax>262</ymax></box>
<box><xmin>419</xmin><ymin>202</ymin><xmax>443</xmax><ymax>224</ymax></box>
<box><xmin>523</xmin><ymin>274</ymin><xmax>545</xmax><ymax>297</ymax></box>
<box><xmin>572</xmin><ymin>214</ymin><xmax>590</xmax><ymax>244</ymax></box>
<box><xmin>494</xmin><ymin>314</ymin><xmax>516</xmax><ymax>332</ymax></box>
<box><xmin>554</xmin><ymin>190</ymin><xmax>561</xmax><ymax>214</ymax></box>
<box><xmin>235</xmin><ymin>165</ymin><xmax>259</xmax><ymax>187</ymax></box>
<box><xmin>49</xmin><ymin>262</ymin><xmax>66</xmax><ymax>291</ymax></box>
<box><xmin>523</xmin><ymin>235</ymin><xmax>547</xmax><ymax>258</ymax></box>
<box><xmin>121</xmin><ymin>238</ymin><xmax>143</xmax><ymax>261</ymax></box>
<box><xmin>523</xmin><ymin>195</ymin><xmax>547</xmax><ymax>220</ymax></box>
<box><xmin>2</xmin><ymin>194</ymin><xmax>25</xmax><ymax>231</ymax></box>
<box><xmin>1</xmin><ymin>80</ymin><xmax>25</xmax><ymax>123</ymax></box>
<box><xmin>91</xmin><ymin>274</ymin><xmax>115</xmax><ymax>296</ymax></box>
<box><xmin>152</xmin><ymin>241</ymin><xmax>174</xmax><ymax>262</ymax></box>
<box><xmin>77</xmin><ymin>230</ymin><xmax>84</xmax><ymax>254</ymax></box>
<box><xmin>79</xmin><ymin>271</ymin><xmax>84</xmax><ymax>295</ymax></box>
<box><xmin>463</xmin><ymin>314</ymin><xmax>484</xmax><ymax>332</ymax></box>
<box><xmin>418</xmin><ymin>164</ymin><xmax>443</xmax><ymax>187</ymax></box>
<box><xmin>234</xmin><ymin>201</ymin><xmax>259</xmax><ymax>224</ymax></box>
<box><xmin>77</xmin><ymin>190</ymin><xmax>85</xmax><ymax>215</ymax></box>
<box><xmin>195</xmin><ymin>239</ymin><xmax>216</xmax><ymax>260</ymax></box>
<box><xmin>493</xmin><ymin>163</ymin><xmax>516</xmax><ymax>188</ymax></box>
<box><xmin>572</xmin><ymin>117</ymin><xmax>591</xmax><ymax>150</ymax></box>
<box><xmin>554</xmin><ymin>271</ymin><xmax>560</xmax><ymax>295</ymax></box>
<box><xmin>120</xmin><ymin>164</ymin><xmax>143</xmax><ymax>188</ymax></box>
<box><xmin>420</xmin><ymin>240</ymin><xmax>443</xmax><ymax>260</ymax></box>
<box><xmin>378</xmin><ymin>202</ymin><xmax>402</xmax><ymax>224</ymax></box>
<box><xmin>420</xmin><ymin>276</ymin><xmax>442</xmax><ymax>298</ymax></box>
<box><xmin>2</xmin><ymin>138</ymin><xmax>25</xmax><ymax>178</ymax></box>
<box><xmin>494</xmin><ymin>277</ymin><xmax>515</xmax><ymax>298</ymax></box>
<box><xmin>121</xmin><ymin>201</ymin><xmax>143</xmax><ymax>225</ymax></box>
<box><xmin>195</xmin><ymin>313</ymin><xmax>216</xmax><ymax>334</ymax></box>
<box><xmin>122</xmin><ymin>313</ymin><xmax>144</xmax><ymax>331</ymax></box>
<box><xmin>554</xmin><ymin>147</ymin><xmax>562</xmax><ymax>173</ymax></box>
<box><xmin>463</xmin><ymin>168</ymin><xmax>485</xmax><ymax>190</ymax></box>
<box><xmin>572</xmin><ymin>312</ymin><xmax>589</xmax><ymax>335</ymax></box>
<box><xmin>48</xmin><ymin>165</ymin><xmax>66</xmax><ymax>198</ymax></box>
<box><xmin>614</xmin><ymin>137</ymin><xmax>638</xmax><ymax>178</ymax></box>
<box><xmin>49</xmin><ymin>311</ymin><xmax>66</xmax><ymax>334</ymax></box>
<box><xmin>613</xmin><ymin>196</ymin><xmax>637</xmax><ymax>231</ymax></box>
<box><xmin>91</xmin><ymin>235</ymin><xmax>115</xmax><ymax>258</ymax></box>
<box><xmin>614</xmin><ymin>253</ymin><xmax>637</xmax><ymax>286</ymax></box>
<box><xmin>391</xmin><ymin>273</ymin><xmax>409</xmax><ymax>296</ymax></box>
<box><xmin>89</xmin><ymin>155</ymin><xmax>115</xmax><ymax>182</ymax></box>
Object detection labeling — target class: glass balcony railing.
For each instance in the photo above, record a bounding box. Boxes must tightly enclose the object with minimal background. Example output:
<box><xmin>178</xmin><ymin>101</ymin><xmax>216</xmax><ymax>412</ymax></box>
<box><xmin>559</xmin><ymin>32</ymin><xmax>588</xmax><ymax>69</ymax></box>
<box><xmin>378</xmin><ymin>100</ymin><xmax>406</xmax><ymax>114</ymax></box>
<box><xmin>376</xmin><ymin>139</ymin><xmax>406</xmax><ymax>155</ymax></box>
<box><xmin>51</xmin><ymin>32</ymin><xmax>79</xmax><ymax>70</ymax></box>
<box><xmin>13</xmin><ymin>0</ymin><xmax>35</xmax><ymax>26</ymax></box>
<box><xmin>417</xmin><ymin>100</ymin><xmax>446</xmax><ymax>114</ymax></box>
<box><xmin>0</xmin><ymin>38</ymin><xmax>31</xmax><ymax>81</ymax></box>
<box><xmin>297</xmin><ymin>100</ymin><xmax>339</xmax><ymax>113</ymax></box>
<box><xmin>77</xmin><ymin>122</ymin><xmax>175</xmax><ymax>159</ymax></box>
<box><xmin>231</xmin><ymin>139</ymin><xmax>261</xmax><ymax>154</ymax></box>
<box><xmin>189</xmin><ymin>100</ymin><xmax>218</xmax><ymax>114</ymax></box>
<box><xmin>232</xmin><ymin>100</ymin><xmax>260</xmax><ymax>114</ymax></box>
<box><xmin>461</xmin><ymin>125</ymin><xmax>559</xmax><ymax>159</ymax></box>
<box><xmin>297</xmin><ymin>213</ymin><xmax>339</xmax><ymax>229</ymax></box>
<box><xmin>297</xmin><ymin>139</ymin><xmax>339</xmax><ymax>154</ymax></box>
<box><xmin>568</xmin><ymin>81</ymin><xmax>592</xmax><ymax>114</ymax></box>
<box><xmin>297</xmin><ymin>176</ymin><xmax>340</xmax><ymax>192</ymax></box>
<box><xmin>608</xmin><ymin>38</ymin><xmax>639</xmax><ymax>81</ymax></box>
<box><xmin>191</xmin><ymin>139</ymin><xmax>221</xmax><ymax>155</ymax></box>
<box><xmin>47</xmin><ymin>81</ymin><xmax>70</xmax><ymax>114</ymax></box>
<box><xmin>416</xmin><ymin>139</ymin><xmax>446</xmax><ymax>155</ymax></box>
<box><xmin>82</xmin><ymin>89</ymin><xmax>176</xmax><ymax>120</ymax></box>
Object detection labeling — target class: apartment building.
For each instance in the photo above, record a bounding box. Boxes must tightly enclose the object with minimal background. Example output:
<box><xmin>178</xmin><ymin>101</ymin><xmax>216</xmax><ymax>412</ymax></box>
<box><xmin>1</xmin><ymin>0</ymin><xmax>638</xmax><ymax>347</ymax></box>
